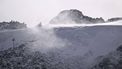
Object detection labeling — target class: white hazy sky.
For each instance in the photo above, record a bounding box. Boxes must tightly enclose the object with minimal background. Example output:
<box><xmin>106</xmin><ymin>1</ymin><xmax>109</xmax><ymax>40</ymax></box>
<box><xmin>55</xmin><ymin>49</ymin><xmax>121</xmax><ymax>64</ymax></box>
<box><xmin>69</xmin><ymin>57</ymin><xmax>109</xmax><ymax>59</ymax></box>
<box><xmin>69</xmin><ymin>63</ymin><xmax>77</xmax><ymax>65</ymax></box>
<box><xmin>0</xmin><ymin>0</ymin><xmax>122</xmax><ymax>27</ymax></box>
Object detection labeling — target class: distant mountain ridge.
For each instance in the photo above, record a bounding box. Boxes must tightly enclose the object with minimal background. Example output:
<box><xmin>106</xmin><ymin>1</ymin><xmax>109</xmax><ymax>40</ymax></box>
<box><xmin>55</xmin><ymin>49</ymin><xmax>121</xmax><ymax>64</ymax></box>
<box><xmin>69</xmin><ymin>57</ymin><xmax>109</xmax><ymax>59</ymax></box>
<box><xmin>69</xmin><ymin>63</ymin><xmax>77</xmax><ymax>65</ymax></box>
<box><xmin>50</xmin><ymin>9</ymin><xmax>105</xmax><ymax>24</ymax></box>
<box><xmin>49</xmin><ymin>9</ymin><xmax>122</xmax><ymax>24</ymax></box>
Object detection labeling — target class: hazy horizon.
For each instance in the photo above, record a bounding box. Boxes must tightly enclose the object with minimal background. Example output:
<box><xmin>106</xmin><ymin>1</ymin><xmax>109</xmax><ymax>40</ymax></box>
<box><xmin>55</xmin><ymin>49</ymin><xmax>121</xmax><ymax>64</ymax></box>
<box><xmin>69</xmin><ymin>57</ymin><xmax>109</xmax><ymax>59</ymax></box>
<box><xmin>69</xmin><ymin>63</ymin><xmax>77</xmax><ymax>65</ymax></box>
<box><xmin>0</xmin><ymin>0</ymin><xmax>122</xmax><ymax>27</ymax></box>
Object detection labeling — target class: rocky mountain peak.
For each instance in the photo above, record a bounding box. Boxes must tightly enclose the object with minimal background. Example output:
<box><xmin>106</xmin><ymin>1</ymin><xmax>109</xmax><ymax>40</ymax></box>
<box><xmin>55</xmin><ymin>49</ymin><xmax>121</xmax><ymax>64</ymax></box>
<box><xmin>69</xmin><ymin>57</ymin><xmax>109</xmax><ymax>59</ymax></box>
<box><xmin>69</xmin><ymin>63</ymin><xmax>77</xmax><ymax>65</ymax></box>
<box><xmin>50</xmin><ymin>9</ymin><xmax>105</xmax><ymax>24</ymax></box>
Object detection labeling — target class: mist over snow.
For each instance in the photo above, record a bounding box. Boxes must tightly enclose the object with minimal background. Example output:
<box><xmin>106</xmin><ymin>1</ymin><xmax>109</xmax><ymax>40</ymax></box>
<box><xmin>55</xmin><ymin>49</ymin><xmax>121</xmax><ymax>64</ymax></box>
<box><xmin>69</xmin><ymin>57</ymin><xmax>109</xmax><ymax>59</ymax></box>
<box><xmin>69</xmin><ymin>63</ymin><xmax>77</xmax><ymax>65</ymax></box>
<box><xmin>0</xmin><ymin>27</ymin><xmax>68</xmax><ymax>52</ymax></box>
<box><xmin>0</xmin><ymin>20</ymin><xmax>122</xmax><ymax>69</ymax></box>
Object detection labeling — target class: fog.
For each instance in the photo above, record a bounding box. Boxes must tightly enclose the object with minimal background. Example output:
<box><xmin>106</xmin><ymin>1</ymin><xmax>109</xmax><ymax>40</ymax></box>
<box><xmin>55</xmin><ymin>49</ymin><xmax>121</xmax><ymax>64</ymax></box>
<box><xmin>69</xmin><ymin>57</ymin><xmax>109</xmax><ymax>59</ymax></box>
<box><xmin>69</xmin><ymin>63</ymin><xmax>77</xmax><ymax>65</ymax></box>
<box><xmin>27</xmin><ymin>27</ymin><xmax>69</xmax><ymax>52</ymax></box>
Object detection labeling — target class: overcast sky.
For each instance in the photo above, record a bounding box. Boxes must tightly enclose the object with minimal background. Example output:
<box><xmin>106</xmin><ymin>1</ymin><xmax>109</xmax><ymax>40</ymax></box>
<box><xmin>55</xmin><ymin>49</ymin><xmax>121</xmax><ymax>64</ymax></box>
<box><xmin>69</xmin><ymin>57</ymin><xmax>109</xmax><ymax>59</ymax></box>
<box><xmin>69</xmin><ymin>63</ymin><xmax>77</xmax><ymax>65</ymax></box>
<box><xmin>0</xmin><ymin>0</ymin><xmax>122</xmax><ymax>27</ymax></box>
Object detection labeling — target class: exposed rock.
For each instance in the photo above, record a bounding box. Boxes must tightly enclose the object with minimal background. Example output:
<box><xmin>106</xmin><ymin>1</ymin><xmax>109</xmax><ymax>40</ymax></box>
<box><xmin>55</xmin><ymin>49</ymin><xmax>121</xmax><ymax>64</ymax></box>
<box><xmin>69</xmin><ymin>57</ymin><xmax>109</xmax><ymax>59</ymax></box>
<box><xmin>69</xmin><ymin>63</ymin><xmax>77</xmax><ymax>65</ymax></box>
<box><xmin>107</xmin><ymin>17</ymin><xmax>122</xmax><ymax>22</ymax></box>
<box><xmin>0</xmin><ymin>20</ymin><xmax>27</xmax><ymax>30</ymax></box>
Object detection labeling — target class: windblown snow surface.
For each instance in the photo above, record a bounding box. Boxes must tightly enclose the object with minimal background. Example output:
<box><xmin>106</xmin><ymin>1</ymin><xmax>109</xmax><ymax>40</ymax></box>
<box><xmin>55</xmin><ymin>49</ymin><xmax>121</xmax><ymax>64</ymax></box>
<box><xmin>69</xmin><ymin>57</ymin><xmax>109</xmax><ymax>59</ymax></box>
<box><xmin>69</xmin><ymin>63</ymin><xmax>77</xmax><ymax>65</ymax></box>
<box><xmin>0</xmin><ymin>21</ymin><xmax>122</xmax><ymax>69</ymax></box>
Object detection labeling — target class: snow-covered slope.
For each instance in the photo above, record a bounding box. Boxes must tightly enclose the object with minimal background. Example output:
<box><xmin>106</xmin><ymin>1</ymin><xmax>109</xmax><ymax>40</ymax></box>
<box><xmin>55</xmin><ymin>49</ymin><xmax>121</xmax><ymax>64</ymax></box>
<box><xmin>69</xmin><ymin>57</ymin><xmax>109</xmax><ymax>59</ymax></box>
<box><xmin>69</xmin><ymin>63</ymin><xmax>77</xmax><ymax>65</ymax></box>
<box><xmin>0</xmin><ymin>21</ymin><xmax>122</xmax><ymax>69</ymax></box>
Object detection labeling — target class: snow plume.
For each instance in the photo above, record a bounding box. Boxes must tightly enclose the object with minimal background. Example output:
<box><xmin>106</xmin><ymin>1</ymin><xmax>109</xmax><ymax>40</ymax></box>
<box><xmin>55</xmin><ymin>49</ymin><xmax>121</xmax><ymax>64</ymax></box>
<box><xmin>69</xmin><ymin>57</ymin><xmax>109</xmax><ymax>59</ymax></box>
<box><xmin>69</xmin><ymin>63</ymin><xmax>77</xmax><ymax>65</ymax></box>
<box><xmin>24</xmin><ymin>27</ymin><xmax>69</xmax><ymax>53</ymax></box>
<box><xmin>45</xmin><ymin>20</ymin><xmax>122</xmax><ymax>28</ymax></box>
<box><xmin>0</xmin><ymin>27</ymin><xmax>69</xmax><ymax>53</ymax></box>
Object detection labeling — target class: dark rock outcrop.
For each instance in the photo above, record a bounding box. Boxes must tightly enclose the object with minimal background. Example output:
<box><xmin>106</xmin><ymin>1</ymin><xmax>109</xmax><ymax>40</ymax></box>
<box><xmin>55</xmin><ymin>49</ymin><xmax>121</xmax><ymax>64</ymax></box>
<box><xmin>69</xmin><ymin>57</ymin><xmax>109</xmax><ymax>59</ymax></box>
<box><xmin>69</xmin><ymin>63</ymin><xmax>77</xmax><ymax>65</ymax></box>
<box><xmin>0</xmin><ymin>44</ymin><xmax>48</xmax><ymax>69</ymax></box>
<box><xmin>91</xmin><ymin>45</ymin><xmax>122</xmax><ymax>69</ymax></box>
<box><xmin>107</xmin><ymin>17</ymin><xmax>122</xmax><ymax>22</ymax></box>
<box><xmin>0</xmin><ymin>20</ymin><xmax>27</xmax><ymax>30</ymax></box>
